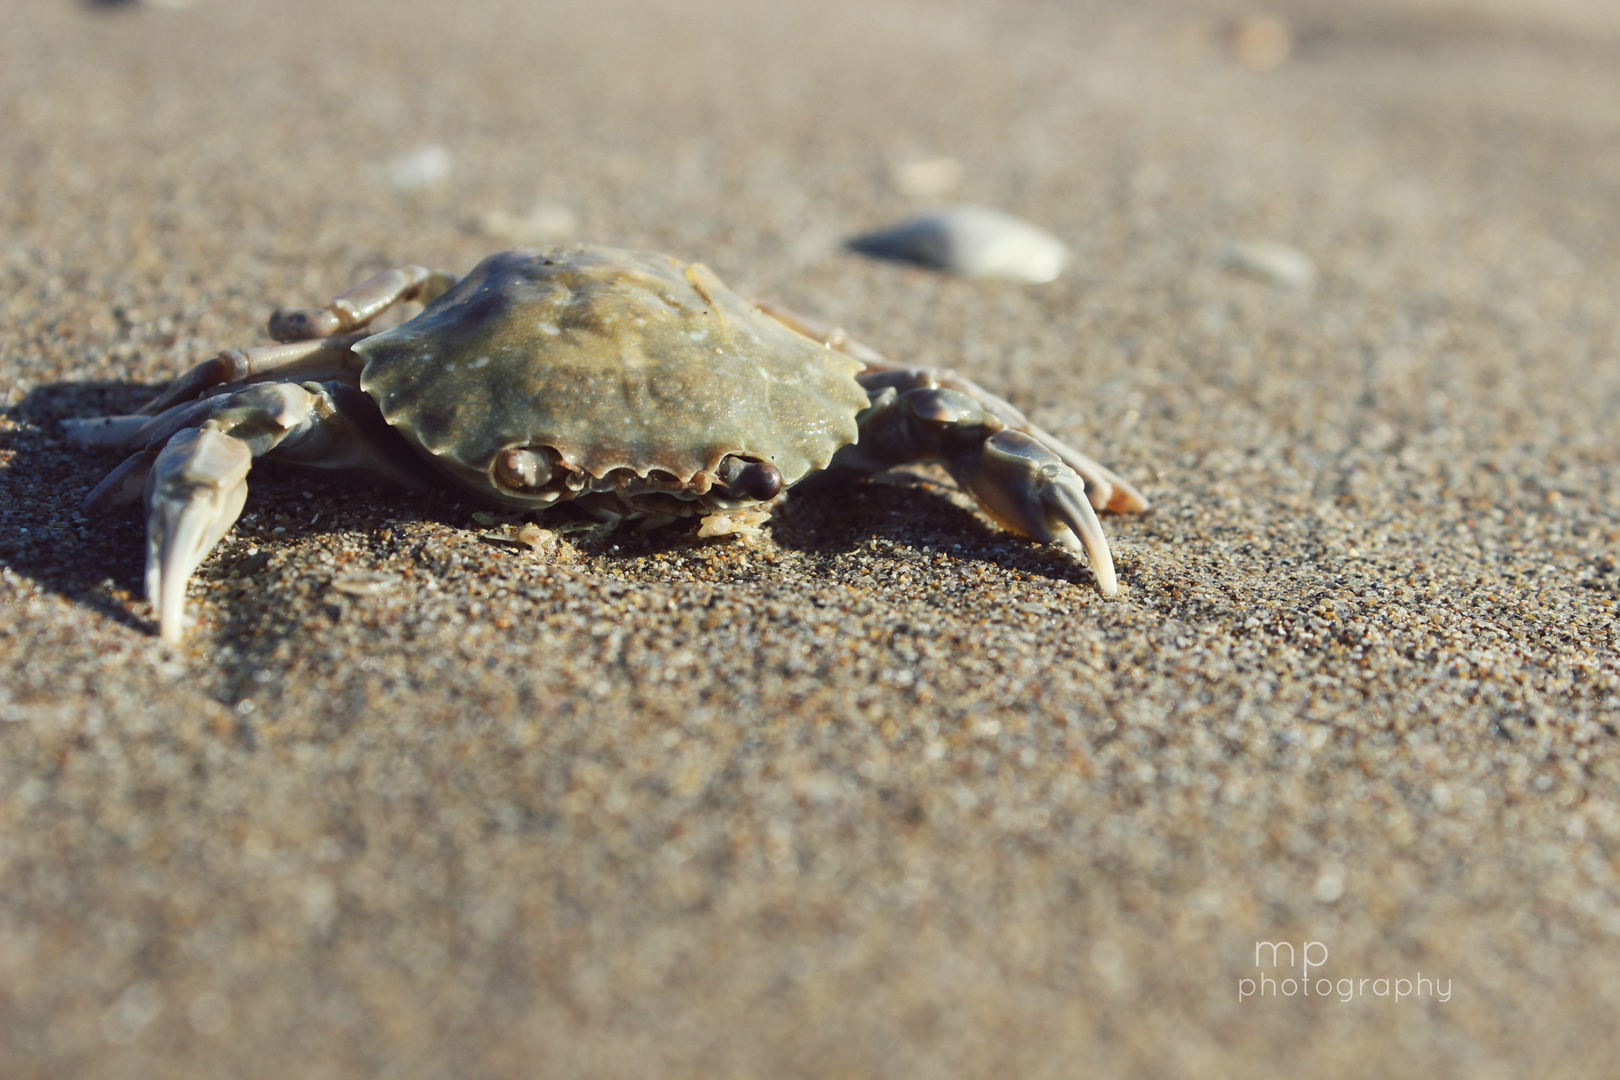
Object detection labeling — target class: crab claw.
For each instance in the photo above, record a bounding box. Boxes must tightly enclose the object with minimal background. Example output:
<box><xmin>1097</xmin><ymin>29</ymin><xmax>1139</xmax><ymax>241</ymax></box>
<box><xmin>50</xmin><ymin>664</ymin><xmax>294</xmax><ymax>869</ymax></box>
<box><xmin>947</xmin><ymin>429</ymin><xmax>1118</xmax><ymax>596</ymax></box>
<box><xmin>144</xmin><ymin>422</ymin><xmax>252</xmax><ymax>643</ymax></box>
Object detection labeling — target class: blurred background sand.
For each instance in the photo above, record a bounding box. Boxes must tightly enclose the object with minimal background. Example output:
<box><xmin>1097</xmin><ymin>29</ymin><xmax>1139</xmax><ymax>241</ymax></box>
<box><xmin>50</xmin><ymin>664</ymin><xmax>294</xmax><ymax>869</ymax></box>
<box><xmin>2</xmin><ymin>0</ymin><xmax>1618</xmax><ymax>1076</ymax></box>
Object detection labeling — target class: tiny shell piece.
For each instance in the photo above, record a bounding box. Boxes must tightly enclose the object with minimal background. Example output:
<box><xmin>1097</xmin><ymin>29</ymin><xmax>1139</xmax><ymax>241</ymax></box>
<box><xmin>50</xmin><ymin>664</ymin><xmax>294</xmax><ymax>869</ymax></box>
<box><xmin>1219</xmin><ymin>241</ymin><xmax>1315</xmax><ymax>289</ymax></box>
<box><xmin>850</xmin><ymin>205</ymin><xmax>1069</xmax><ymax>283</ymax></box>
<box><xmin>330</xmin><ymin>570</ymin><xmax>401</xmax><ymax>596</ymax></box>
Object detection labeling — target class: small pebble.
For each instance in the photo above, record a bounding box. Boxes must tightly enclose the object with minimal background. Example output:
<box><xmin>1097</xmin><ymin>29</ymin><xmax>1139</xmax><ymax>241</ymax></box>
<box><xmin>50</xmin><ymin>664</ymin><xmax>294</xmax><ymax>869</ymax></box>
<box><xmin>475</xmin><ymin>202</ymin><xmax>577</xmax><ymax>245</ymax></box>
<box><xmin>100</xmin><ymin>983</ymin><xmax>162</xmax><ymax>1046</ymax></box>
<box><xmin>849</xmin><ymin>205</ymin><xmax>1068</xmax><ymax>283</ymax></box>
<box><xmin>386</xmin><ymin>144</ymin><xmax>453</xmax><ymax>191</ymax></box>
<box><xmin>187</xmin><ymin>991</ymin><xmax>231</xmax><ymax>1036</ymax></box>
<box><xmin>889</xmin><ymin>157</ymin><xmax>964</xmax><ymax>198</ymax></box>
<box><xmin>1219</xmin><ymin>240</ymin><xmax>1316</xmax><ymax>289</ymax></box>
<box><xmin>1314</xmin><ymin>865</ymin><xmax>1346</xmax><ymax>904</ymax></box>
<box><xmin>1232</xmin><ymin>16</ymin><xmax>1291</xmax><ymax>71</ymax></box>
<box><xmin>329</xmin><ymin>570</ymin><xmax>401</xmax><ymax>596</ymax></box>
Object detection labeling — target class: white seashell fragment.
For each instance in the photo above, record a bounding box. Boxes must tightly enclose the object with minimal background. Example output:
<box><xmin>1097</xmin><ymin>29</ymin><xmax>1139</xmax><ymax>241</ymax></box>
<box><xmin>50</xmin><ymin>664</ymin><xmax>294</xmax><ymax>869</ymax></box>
<box><xmin>386</xmin><ymin>144</ymin><xmax>453</xmax><ymax>192</ymax></box>
<box><xmin>850</xmin><ymin>206</ymin><xmax>1068</xmax><ymax>283</ymax></box>
<box><xmin>330</xmin><ymin>570</ymin><xmax>401</xmax><ymax>596</ymax></box>
<box><xmin>889</xmin><ymin>157</ymin><xmax>965</xmax><ymax>198</ymax></box>
<box><xmin>1219</xmin><ymin>241</ymin><xmax>1315</xmax><ymax>289</ymax></box>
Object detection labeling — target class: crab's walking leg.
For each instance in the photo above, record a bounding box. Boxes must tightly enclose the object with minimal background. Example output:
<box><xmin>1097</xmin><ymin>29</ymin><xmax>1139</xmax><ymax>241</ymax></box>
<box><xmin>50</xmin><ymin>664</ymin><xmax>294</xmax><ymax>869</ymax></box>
<box><xmin>127</xmin><ymin>265</ymin><xmax>460</xmax><ymax>417</ymax></box>
<box><xmin>110</xmin><ymin>333</ymin><xmax>373</xmax><ymax>419</ymax></box>
<box><xmin>267</xmin><ymin>265</ymin><xmax>458</xmax><ymax>342</ymax></box>
<box><xmin>754</xmin><ymin>300</ymin><xmax>1147</xmax><ymax>515</ymax></box>
<box><xmin>74</xmin><ymin>381</ymin><xmax>423</xmax><ymax>643</ymax></box>
<box><xmin>824</xmin><ymin>383</ymin><xmax>1119</xmax><ymax>596</ymax></box>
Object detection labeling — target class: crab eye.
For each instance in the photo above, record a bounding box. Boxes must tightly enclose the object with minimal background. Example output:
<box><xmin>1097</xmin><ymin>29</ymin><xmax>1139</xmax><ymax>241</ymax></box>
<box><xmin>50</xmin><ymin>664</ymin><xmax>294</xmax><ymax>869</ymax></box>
<box><xmin>717</xmin><ymin>455</ymin><xmax>783</xmax><ymax>501</ymax></box>
<box><xmin>494</xmin><ymin>446</ymin><xmax>557</xmax><ymax>491</ymax></box>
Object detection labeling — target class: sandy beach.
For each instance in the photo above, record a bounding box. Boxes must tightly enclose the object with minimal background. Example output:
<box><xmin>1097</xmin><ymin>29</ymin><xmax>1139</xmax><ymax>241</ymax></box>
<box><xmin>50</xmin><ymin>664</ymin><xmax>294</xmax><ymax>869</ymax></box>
<box><xmin>2</xmin><ymin>0</ymin><xmax>1618</xmax><ymax>1075</ymax></box>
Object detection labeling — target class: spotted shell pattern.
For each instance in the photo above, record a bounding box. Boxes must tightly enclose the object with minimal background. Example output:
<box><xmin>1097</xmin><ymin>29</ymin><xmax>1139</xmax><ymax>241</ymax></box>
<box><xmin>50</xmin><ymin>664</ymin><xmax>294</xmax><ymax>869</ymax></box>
<box><xmin>355</xmin><ymin>246</ymin><xmax>869</xmax><ymax>503</ymax></box>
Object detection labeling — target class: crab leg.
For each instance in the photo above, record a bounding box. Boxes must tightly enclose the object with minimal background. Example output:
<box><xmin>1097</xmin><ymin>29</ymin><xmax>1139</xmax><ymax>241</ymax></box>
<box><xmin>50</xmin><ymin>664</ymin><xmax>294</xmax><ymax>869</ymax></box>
<box><xmin>267</xmin><ymin>265</ymin><xmax>458</xmax><ymax>342</ymax></box>
<box><xmin>824</xmin><ymin>384</ymin><xmax>1119</xmax><ymax>596</ymax></box>
<box><xmin>754</xmin><ymin>300</ymin><xmax>1147</xmax><ymax>515</ymax></box>
<box><xmin>68</xmin><ymin>334</ymin><xmax>366</xmax><ymax>439</ymax></box>
<box><xmin>73</xmin><ymin>380</ymin><xmax>424</xmax><ymax>643</ymax></box>
<box><xmin>116</xmin><ymin>333</ymin><xmax>373</xmax><ymax>418</ymax></box>
<box><xmin>124</xmin><ymin>263</ymin><xmax>459</xmax><ymax>418</ymax></box>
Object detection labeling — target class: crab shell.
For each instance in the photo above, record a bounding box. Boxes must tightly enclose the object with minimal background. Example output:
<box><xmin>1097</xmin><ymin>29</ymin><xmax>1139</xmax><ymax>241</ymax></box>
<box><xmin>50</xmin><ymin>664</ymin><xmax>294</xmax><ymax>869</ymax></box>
<box><xmin>354</xmin><ymin>246</ymin><xmax>870</xmax><ymax>506</ymax></box>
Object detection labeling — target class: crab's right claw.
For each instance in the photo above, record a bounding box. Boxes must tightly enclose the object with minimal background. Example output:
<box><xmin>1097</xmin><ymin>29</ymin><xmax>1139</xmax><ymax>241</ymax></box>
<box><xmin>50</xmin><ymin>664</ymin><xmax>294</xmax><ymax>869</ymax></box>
<box><xmin>144</xmin><ymin>423</ymin><xmax>252</xmax><ymax>644</ymax></box>
<box><xmin>948</xmin><ymin>429</ymin><xmax>1118</xmax><ymax>597</ymax></box>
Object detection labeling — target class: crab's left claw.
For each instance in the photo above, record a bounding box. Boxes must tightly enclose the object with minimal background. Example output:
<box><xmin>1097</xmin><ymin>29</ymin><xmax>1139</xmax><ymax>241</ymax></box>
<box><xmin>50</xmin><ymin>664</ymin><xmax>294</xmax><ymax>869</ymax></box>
<box><xmin>144</xmin><ymin>423</ymin><xmax>253</xmax><ymax>643</ymax></box>
<box><xmin>946</xmin><ymin>429</ymin><xmax>1117</xmax><ymax>596</ymax></box>
<box><xmin>822</xmin><ymin>384</ymin><xmax>1125</xmax><ymax>596</ymax></box>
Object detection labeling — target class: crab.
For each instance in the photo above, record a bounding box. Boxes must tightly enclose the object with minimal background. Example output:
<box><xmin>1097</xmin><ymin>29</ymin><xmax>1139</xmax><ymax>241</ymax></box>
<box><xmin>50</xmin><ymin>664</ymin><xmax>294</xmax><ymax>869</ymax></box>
<box><xmin>64</xmin><ymin>245</ymin><xmax>1148</xmax><ymax>642</ymax></box>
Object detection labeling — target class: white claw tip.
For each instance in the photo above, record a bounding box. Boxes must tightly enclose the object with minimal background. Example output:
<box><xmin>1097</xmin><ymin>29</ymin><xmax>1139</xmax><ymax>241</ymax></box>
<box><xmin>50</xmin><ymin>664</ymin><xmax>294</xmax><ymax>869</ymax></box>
<box><xmin>158</xmin><ymin>614</ymin><xmax>185</xmax><ymax>645</ymax></box>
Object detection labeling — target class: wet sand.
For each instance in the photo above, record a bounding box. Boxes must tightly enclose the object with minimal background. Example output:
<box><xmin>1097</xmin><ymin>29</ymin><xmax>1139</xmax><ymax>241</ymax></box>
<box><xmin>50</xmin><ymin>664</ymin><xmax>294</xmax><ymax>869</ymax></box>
<box><xmin>2</xmin><ymin>0</ymin><xmax>1618</xmax><ymax>1076</ymax></box>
